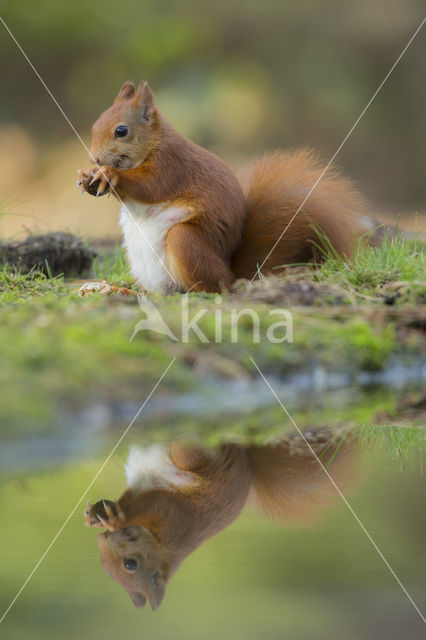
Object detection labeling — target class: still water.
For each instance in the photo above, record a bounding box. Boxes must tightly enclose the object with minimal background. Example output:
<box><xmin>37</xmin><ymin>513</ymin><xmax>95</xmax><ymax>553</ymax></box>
<box><xmin>1</xmin><ymin>427</ymin><xmax>425</xmax><ymax>640</ymax></box>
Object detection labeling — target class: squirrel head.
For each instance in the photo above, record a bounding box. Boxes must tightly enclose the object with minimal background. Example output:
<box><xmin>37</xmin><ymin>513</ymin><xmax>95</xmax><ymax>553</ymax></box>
<box><xmin>97</xmin><ymin>525</ymin><xmax>170</xmax><ymax>610</ymax></box>
<box><xmin>90</xmin><ymin>81</ymin><xmax>160</xmax><ymax>170</ymax></box>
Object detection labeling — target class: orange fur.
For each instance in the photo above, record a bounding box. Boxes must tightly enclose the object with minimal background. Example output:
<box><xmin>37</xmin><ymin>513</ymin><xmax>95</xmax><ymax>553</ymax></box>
<box><xmin>248</xmin><ymin>433</ymin><xmax>356</xmax><ymax>524</ymax></box>
<box><xmin>79</xmin><ymin>81</ymin><xmax>376</xmax><ymax>293</ymax></box>
<box><xmin>86</xmin><ymin>434</ymin><xmax>357</xmax><ymax>608</ymax></box>
<box><xmin>232</xmin><ymin>150</ymin><xmax>373</xmax><ymax>277</ymax></box>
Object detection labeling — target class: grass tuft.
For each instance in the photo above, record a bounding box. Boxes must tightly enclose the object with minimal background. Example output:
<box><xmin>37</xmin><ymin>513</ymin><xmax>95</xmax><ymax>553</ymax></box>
<box><xmin>0</xmin><ymin>265</ymin><xmax>67</xmax><ymax>302</ymax></box>
<box><xmin>91</xmin><ymin>242</ymin><xmax>133</xmax><ymax>285</ymax></box>
<box><xmin>316</xmin><ymin>230</ymin><xmax>424</xmax><ymax>288</ymax></box>
<box><xmin>313</xmin><ymin>229</ymin><xmax>425</xmax><ymax>303</ymax></box>
<box><xmin>354</xmin><ymin>424</ymin><xmax>425</xmax><ymax>471</ymax></box>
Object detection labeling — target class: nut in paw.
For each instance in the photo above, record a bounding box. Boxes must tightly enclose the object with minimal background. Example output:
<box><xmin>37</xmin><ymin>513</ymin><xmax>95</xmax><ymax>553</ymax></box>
<box><xmin>77</xmin><ymin>166</ymin><xmax>119</xmax><ymax>197</ymax></box>
<box><xmin>84</xmin><ymin>499</ymin><xmax>125</xmax><ymax>531</ymax></box>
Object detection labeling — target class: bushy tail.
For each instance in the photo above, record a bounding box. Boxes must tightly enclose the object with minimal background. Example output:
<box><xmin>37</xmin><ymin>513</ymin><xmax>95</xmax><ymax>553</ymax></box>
<box><xmin>247</xmin><ymin>429</ymin><xmax>357</xmax><ymax>525</ymax></box>
<box><xmin>232</xmin><ymin>150</ymin><xmax>376</xmax><ymax>277</ymax></box>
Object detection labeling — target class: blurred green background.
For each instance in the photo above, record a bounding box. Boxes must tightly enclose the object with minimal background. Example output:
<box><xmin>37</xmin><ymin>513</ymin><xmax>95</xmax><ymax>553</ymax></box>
<box><xmin>1</xmin><ymin>448</ymin><xmax>425</xmax><ymax>639</ymax></box>
<box><xmin>0</xmin><ymin>0</ymin><xmax>425</xmax><ymax>237</ymax></box>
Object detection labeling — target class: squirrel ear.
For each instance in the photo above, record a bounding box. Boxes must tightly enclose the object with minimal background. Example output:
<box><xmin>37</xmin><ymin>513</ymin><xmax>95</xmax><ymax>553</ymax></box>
<box><xmin>125</xmin><ymin>589</ymin><xmax>147</xmax><ymax>608</ymax></box>
<box><xmin>114</xmin><ymin>81</ymin><xmax>136</xmax><ymax>104</ymax></box>
<box><xmin>145</xmin><ymin>570</ymin><xmax>166</xmax><ymax>611</ymax></box>
<box><xmin>133</xmin><ymin>81</ymin><xmax>155</xmax><ymax>123</ymax></box>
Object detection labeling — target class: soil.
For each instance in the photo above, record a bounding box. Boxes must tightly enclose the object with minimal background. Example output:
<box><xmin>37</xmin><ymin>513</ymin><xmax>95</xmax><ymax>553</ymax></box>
<box><xmin>0</xmin><ymin>231</ymin><xmax>96</xmax><ymax>276</ymax></box>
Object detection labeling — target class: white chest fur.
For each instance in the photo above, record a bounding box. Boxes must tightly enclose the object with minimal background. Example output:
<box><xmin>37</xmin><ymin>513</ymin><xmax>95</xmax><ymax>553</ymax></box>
<box><xmin>125</xmin><ymin>445</ymin><xmax>195</xmax><ymax>493</ymax></box>
<box><xmin>119</xmin><ymin>200</ymin><xmax>186</xmax><ymax>292</ymax></box>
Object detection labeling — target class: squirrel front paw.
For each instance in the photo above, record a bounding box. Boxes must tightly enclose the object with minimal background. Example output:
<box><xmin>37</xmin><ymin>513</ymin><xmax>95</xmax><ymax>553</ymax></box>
<box><xmin>77</xmin><ymin>166</ymin><xmax>119</xmax><ymax>197</ymax></box>
<box><xmin>84</xmin><ymin>499</ymin><xmax>126</xmax><ymax>531</ymax></box>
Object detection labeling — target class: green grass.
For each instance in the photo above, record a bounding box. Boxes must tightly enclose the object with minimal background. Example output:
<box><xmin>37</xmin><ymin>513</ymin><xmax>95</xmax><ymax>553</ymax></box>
<box><xmin>0</xmin><ymin>237</ymin><xmax>424</xmax><ymax>441</ymax></box>
<box><xmin>0</xmin><ymin>288</ymin><xmax>409</xmax><ymax>440</ymax></box>
<box><xmin>0</xmin><ymin>265</ymin><xmax>68</xmax><ymax>302</ymax></box>
<box><xmin>1</xmin><ymin>233</ymin><xmax>424</xmax><ymax>305</ymax></box>
<box><xmin>354</xmin><ymin>424</ymin><xmax>425</xmax><ymax>471</ymax></box>
<box><xmin>314</xmin><ymin>230</ymin><xmax>425</xmax><ymax>302</ymax></box>
<box><xmin>0</xmin><ymin>243</ymin><xmax>132</xmax><ymax>306</ymax></box>
<box><xmin>91</xmin><ymin>242</ymin><xmax>132</xmax><ymax>284</ymax></box>
<box><xmin>0</xmin><ymin>233</ymin><xmax>424</xmax><ymax>640</ymax></box>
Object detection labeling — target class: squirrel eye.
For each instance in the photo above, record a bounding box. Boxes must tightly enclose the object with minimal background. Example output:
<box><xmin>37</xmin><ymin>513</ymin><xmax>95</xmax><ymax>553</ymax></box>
<box><xmin>124</xmin><ymin>558</ymin><xmax>138</xmax><ymax>571</ymax></box>
<box><xmin>115</xmin><ymin>125</ymin><xmax>128</xmax><ymax>138</ymax></box>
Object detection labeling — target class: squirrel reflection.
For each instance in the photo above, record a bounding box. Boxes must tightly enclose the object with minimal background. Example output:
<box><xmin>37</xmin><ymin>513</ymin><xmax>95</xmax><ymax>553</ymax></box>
<box><xmin>84</xmin><ymin>431</ymin><xmax>355</xmax><ymax>610</ymax></box>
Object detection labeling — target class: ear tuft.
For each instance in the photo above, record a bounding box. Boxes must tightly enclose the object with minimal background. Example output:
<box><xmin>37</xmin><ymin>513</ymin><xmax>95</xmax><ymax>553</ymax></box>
<box><xmin>133</xmin><ymin>81</ymin><xmax>155</xmax><ymax>123</ymax></box>
<box><xmin>114</xmin><ymin>81</ymin><xmax>136</xmax><ymax>104</ymax></box>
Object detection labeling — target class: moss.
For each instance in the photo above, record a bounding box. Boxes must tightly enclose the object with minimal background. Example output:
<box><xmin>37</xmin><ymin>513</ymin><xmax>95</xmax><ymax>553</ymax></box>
<box><xmin>0</xmin><ymin>241</ymin><xmax>423</xmax><ymax>441</ymax></box>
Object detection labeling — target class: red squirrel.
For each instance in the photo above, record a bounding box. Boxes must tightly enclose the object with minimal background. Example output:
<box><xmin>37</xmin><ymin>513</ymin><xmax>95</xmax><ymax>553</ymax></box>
<box><xmin>78</xmin><ymin>80</ymin><xmax>376</xmax><ymax>293</ymax></box>
<box><xmin>84</xmin><ymin>433</ymin><xmax>355</xmax><ymax>609</ymax></box>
